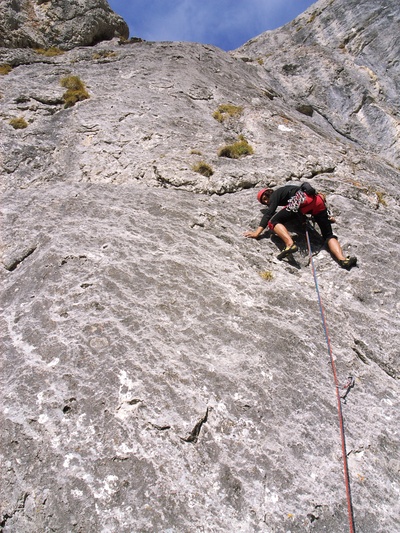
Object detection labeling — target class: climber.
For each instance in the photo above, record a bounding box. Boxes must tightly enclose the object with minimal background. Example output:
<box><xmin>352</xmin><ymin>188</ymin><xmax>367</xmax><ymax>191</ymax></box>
<box><xmin>244</xmin><ymin>183</ymin><xmax>357</xmax><ymax>269</ymax></box>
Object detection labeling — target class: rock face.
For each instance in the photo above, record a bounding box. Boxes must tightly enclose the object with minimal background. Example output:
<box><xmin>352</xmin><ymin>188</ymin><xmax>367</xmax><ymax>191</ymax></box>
<box><xmin>233</xmin><ymin>0</ymin><xmax>400</xmax><ymax>168</ymax></box>
<box><xmin>0</xmin><ymin>0</ymin><xmax>129</xmax><ymax>49</ymax></box>
<box><xmin>1</xmin><ymin>0</ymin><xmax>399</xmax><ymax>532</ymax></box>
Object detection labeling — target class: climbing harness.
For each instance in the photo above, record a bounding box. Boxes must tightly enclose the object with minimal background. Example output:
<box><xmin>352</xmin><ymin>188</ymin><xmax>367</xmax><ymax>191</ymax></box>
<box><xmin>305</xmin><ymin>227</ymin><xmax>356</xmax><ymax>533</ymax></box>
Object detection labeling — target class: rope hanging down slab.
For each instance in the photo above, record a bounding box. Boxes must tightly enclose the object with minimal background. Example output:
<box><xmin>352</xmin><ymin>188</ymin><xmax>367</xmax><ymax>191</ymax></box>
<box><xmin>305</xmin><ymin>229</ymin><xmax>356</xmax><ymax>533</ymax></box>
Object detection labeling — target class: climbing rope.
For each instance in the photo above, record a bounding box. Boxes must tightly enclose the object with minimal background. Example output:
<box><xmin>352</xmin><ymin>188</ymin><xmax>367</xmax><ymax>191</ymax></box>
<box><xmin>305</xmin><ymin>228</ymin><xmax>356</xmax><ymax>533</ymax></box>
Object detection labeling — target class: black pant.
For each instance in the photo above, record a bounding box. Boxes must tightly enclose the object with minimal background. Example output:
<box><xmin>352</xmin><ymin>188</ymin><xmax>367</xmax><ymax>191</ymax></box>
<box><xmin>269</xmin><ymin>208</ymin><xmax>335</xmax><ymax>241</ymax></box>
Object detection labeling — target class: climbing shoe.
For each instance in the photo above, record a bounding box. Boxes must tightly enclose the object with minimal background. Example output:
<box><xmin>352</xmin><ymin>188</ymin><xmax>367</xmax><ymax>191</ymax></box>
<box><xmin>339</xmin><ymin>256</ymin><xmax>357</xmax><ymax>270</ymax></box>
<box><xmin>277</xmin><ymin>243</ymin><xmax>298</xmax><ymax>260</ymax></box>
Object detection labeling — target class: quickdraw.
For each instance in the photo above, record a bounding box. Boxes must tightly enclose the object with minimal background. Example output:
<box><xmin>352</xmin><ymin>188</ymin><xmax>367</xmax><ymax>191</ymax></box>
<box><xmin>286</xmin><ymin>190</ymin><xmax>306</xmax><ymax>212</ymax></box>
<box><xmin>340</xmin><ymin>376</ymin><xmax>356</xmax><ymax>403</ymax></box>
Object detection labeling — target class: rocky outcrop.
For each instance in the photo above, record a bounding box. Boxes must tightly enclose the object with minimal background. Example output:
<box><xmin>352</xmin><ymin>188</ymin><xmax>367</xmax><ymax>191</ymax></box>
<box><xmin>1</xmin><ymin>0</ymin><xmax>399</xmax><ymax>532</ymax></box>
<box><xmin>233</xmin><ymin>0</ymin><xmax>400</xmax><ymax>168</ymax></box>
<box><xmin>0</xmin><ymin>0</ymin><xmax>129</xmax><ymax>49</ymax></box>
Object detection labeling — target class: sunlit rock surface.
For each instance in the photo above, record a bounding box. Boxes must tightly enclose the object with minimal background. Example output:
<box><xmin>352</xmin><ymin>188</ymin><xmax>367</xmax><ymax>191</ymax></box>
<box><xmin>0</xmin><ymin>0</ymin><xmax>128</xmax><ymax>49</ymax></box>
<box><xmin>233</xmin><ymin>0</ymin><xmax>400</xmax><ymax>168</ymax></box>
<box><xmin>1</xmin><ymin>0</ymin><xmax>399</xmax><ymax>531</ymax></box>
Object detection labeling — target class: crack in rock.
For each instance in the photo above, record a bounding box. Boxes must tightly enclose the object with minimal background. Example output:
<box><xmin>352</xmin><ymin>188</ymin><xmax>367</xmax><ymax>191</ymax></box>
<box><xmin>3</xmin><ymin>245</ymin><xmax>37</xmax><ymax>272</ymax></box>
<box><xmin>353</xmin><ymin>338</ymin><xmax>398</xmax><ymax>379</ymax></box>
<box><xmin>0</xmin><ymin>492</ymin><xmax>29</xmax><ymax>529</ymax></box>
<box><xmin>180</xmin><ymin>407</ymin><xmax>209</xmax><ymax>444</ymax></box>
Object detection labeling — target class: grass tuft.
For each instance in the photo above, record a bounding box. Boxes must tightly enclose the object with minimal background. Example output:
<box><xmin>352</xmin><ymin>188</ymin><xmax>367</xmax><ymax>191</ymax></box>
<box><xmin>218</xmin><ymin>135</ymin><xmax>254</xmax><ymax>159</ymax></box>
<box><xmin>192</xmin><ymin>161</ymin><xmax>214</xmax><ymax>177</ymax></box>
<box><xmin>35</xmin><ymin>47</ymin><xmax>64</xmax><ymax>57</ymax></box>
<box><xmin>0</xmin><ymin>64</ymin><xmax>12</xmax><ymax>75</ymax></box>
<box><xmin>259</xmin><ymin>270</ymin><xmax>274</xmax><ymax>281</ymax></box>
<box><xmin>92</xmin><ymin>50</ymin><xmax>117</xmax><ymax>60</ymax></box>
<box><xmin>60</xmin><ymin>75</ymin><xmax>89</xmax><ymax>108</ymax></box>
<box><xmin>213</xmin><ymin>104</ymin><xmax>243</xmax><ymax>123</ymax></box>
<box><xmin>9</xmin><ymin>117</ymin><xmax>28</xmax><ymax>129</ymax></box>
<box><xmin>375</xmin><ymin>191</ymin><xmax>387</xmax><ymax>206</ymax></box>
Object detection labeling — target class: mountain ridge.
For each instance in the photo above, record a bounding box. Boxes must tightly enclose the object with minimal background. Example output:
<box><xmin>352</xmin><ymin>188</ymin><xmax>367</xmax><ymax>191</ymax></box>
<box><xmin>233</xmin><ymin>0</ymin><xmax>400</xmax><ymax>168</ymax></box>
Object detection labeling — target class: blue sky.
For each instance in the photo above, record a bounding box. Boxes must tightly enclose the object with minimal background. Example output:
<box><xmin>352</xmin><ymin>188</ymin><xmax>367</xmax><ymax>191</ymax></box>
<box><xmin>108</xmin><ymin>0</ymin><xmax>317</xmax><ymax>51</ymax></box>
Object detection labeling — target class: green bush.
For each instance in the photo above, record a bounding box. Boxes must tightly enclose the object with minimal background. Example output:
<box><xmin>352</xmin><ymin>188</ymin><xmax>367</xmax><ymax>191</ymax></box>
<box><xmin>60</xmin><ymin>75</ymin><xmax>90</xmax><ymax>108</ymax></box>
<box><xmin>218</xmin><ymin>135</ymin><xmax>254</xmax><ymax>159</ymax></box>
<box><xmin>192</xmin><ymin>161</ymin><xmax>214</xmax><ymax>177</ymax></box>
<box><xmin>9</xmin><ymin>117</ymin><xmax>28</xmax><ymax>129</ymax></box>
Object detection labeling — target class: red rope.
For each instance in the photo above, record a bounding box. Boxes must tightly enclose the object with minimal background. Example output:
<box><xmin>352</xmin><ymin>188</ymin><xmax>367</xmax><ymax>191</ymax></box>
<box><xmin>305</xmin><ymin>229</ymin><xmax>356</xmax><ymax>533</ymax></box>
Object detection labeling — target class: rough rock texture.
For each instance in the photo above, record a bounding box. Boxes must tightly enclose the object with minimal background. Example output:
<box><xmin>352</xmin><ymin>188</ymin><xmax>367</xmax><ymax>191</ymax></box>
<box><xmin>233</xmin><ymin>0</ymin><xmax>400</xmax><ymax>169</ymax></box>
<box><xmin>1</xmin><ymin>0</ymin><xmax>399</xmax><ymax>532</ymax></box>
<box><xmin>0</xmin><ymin>0</ymin><xmax>129</xmax><ymax>50</ymax></box>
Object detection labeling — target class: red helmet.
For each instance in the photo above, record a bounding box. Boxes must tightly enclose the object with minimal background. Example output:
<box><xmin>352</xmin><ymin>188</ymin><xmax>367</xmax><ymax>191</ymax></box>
<box><xmin>257</xmin><ymin>188</ymin><xmax>272</xmax><ymax>204</ymax></box>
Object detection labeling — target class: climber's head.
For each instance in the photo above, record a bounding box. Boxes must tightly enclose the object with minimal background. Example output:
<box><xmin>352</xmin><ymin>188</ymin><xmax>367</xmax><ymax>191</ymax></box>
<box><xmin>257</xmin><ymin>188</ymin><xmax>273</xmax><ymax>205</ymax></box>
